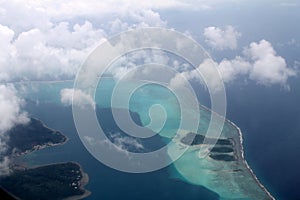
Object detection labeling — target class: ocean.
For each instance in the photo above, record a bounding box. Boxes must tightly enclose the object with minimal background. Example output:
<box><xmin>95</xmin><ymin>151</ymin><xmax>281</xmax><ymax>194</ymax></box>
<box><xmin>14</xmin><ymin>77</ymin><xmax>299</xmax><ymax>199</ymax></box>
<box><xmin>225</xmin><ymin>78</ymin><xmax>300</xmax><ymax>200</ymax></box>
<box><xmin>15</xmin><ymin>80</ymin><xmax>219</xmax><ymax>200</ymax></box>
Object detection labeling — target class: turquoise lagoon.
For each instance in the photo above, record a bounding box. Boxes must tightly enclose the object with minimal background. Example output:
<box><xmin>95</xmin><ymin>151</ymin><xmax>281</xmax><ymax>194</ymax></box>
<box><xmin>14</xmin><ymin>78</ymin><xmax>273</xmax><ymax>200</ymax></box>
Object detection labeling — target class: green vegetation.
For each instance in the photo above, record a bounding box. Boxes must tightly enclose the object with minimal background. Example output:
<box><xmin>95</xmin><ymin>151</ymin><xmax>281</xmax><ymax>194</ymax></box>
<box><xmin>0</xmin><ymin>162</ymin><xmax>85</xmax><ymax>200</ymax></box>
<box><xmin>0</xmin><ymin>117</ymin><xmax>89</xmax><ymax>199</ymax></box>
<box><xmin>180</xmin><ymin>132</ymin><xmax>236</xmax><ymax>162</ymax></box>
<box><xmin>209</xmin><ymin>154</ymin><xmax>235</xmax><ymax>162</ymax></box>
<box><xmin>180</xmin><ymin>132</ymin><xmax>232</xmax><ymax>146</ymax></box>
<box><xmin>6</xmin><ymin>118</ymin><xmax>66</xmax><ymax>155</ymax></box>
<box><xmin>210</xmin><ymin>147</ymin><xmax>234</xmax><ymax>153</ymax></box>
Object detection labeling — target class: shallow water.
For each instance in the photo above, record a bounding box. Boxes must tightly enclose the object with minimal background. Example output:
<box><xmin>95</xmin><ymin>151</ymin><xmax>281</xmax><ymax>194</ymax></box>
<box><xmin>15</xmin><ymin>78</ymin><xmax>272</xmax><ymax>199</ymax></box>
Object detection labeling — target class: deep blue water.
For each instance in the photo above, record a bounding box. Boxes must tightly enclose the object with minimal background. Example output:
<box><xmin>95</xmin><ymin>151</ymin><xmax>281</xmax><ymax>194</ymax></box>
<box><xmin>160</xmin><ymin>5</ymin><xmax>300</xmax><ymax>199</ymax></box>
<box><xmin>18</xmin><ymin>75</ymin><xmax>300</xmax><ymax>199</ymax></box>
<box><xmin>189</xmin><ymin>77</ymin><xmax>300</xmax><ymax>200</ymax></box>
<box><xmin>23</xmin><ymin>101</ymin><xmax>219</xmax><ymax>200</ymax></box>
<box><xmin>225</xmin><ymin>78</ymin><xmax>300</xmax><ymax>200</ymax></box>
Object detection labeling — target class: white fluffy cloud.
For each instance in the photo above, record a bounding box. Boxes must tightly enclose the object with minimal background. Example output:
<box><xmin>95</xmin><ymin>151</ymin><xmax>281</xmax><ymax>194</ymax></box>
<box><xmin>60</xmin><ymin>88</ymin><xmax>95</xmax><ymax>108</ymax></box>
<box><xmin>218</xmin><ymin>40</ymin><xmax>297</xmax><ymax>86</ymax></box>
<box><xmin>0</xmin><ymin>22</ymin><xmax>105</xmax><ymax>82</ymax></box>
<box><xmin>0</xmin><ymin>85</ymin><xmax>29</xmax><ymax>133</ymax></box>
<box><xmin>247</xmin><ymin>40</ymin><xmax>296</xmax><ymax>85</ymax></box>
<box><xmin>110</xmin><ymin>133</ymin><xmax>144</xmax><ymax>152</ymax></box>
<box><xmin>3</xmin><ymin>1</ymin><xmax>291</xmax><ymax>89</ymax></box>
<box><xmin>217</xmin><ymin>57</ymin><xmax>251</xmax><ymax>82</ymax></box>
<box><xmin>83</xmin><ymin>133</ymin><xmax>144</xmax><ymax>155</ymax></box>
<box><xmin>108</xmin><ymin>49</ymin><xmax>171</xmax><ymax>80</ymax></box>
<box><xmin>170</xmin><ymin>58</ymin><xmax>224</xmax><ymax>92</ymax></box>
<box><xmin>0</xmin><ymin>84</ymin><xmax>29</xmax><ymax>175</ymax></box>
<box><xmin>169</xmin><ymin>39</ymin><xmax>296</xmax><ymax>90</ymax></box>
<box><xmin>60</xmin><ymin>88</ymin><xmax>75</xmax><ymax>106</ymax></box>
<box><xmin>0</xmin><ymin>1</ymin><xmax>167</xmax><ymax>82</ymax></box>
<box><xmin>0</xmin><ymin>156</ymin><xmax>10</xmax><ymax>175</ymax></box>
<box><xmin>204</xmin><ymin>25</ymin><xmax>241</xmax><ymax>50</ymax></box>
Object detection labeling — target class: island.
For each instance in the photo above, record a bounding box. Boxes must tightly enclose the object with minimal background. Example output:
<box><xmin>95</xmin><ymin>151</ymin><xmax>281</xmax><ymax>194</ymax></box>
<box><xmin>180</xmin><ymin>133</ymin><xmax>236</xmax><ymax>161</ymax></box>
<box><xmin>1</xmin><ymin>162</ymin><xmax>89</xmax><ymax>200</ymax></box>
<box><xmin>0</xmin><ymin>118</ymin><xmax>90</xmax><ymax>200</ymax></box>
<box><xmin>167</xmin><ymin>106</ymin><xmax>275</xmax><ymax>200</ymax></box>
<box><xmin>6</xmin><ymin>118</ymin><xmax>67</xmax><ymax>156</ymax></box>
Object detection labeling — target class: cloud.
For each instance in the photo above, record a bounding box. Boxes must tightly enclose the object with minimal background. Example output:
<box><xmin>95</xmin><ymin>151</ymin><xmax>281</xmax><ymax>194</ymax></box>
<box><xmin>0</xmin><ymin>84</ymin><xmax>29</xmax><ymax>175</ymax></box>
<box><xmin>0</xmin><ymin>24</ymin><xmax>14</xmax><ymax>81</ymax></box>
<box><xmin>218</xmin><ymin>40</ymin><xmax>297</xmax><ymax>86</ymax></box>
<box><xmin>0</xmin><ymin>1</ymin><xmax>167</xmax><ymax>82</ymax></box>
<box><xmin>0</xmin><ymin>1</ymin><xmax>167</xmax><ymax>31</ymax></box>
<box><xmin>60</xmin><ymin>88</ymin><xmax>95</xmax><ymax>108</ymax></box>
<box><xmin>84</xmin><ymin>133</ymin><xmax>144</xmax><ymax>156</ymax></box>
<box><xmin>0</xmin><ymin>157</ymin><xmax>10</xmax><ymax>175</ymax></box>
<box><xmin>0</xmin><ymin>22</ymin><xmax>105</xmax><ymax>82</ymax></box>
<box><xmin>110</xmin><ymin>132</ymin><xmax>144</xmax><ymax>153</ymax></box>
<box><xmin>108</xmin><ymin>49</ymin><xmax>171</xmax><ymax>80</ymax></box>
<box><xmin>218</xmin><ymin>57</ymin><xmax>252</xmax><ymax>83</ymax></box>
<box><xmin>1</xmin><ymin>0</ymin><xmax>240</xmax><ymax>19</ymax></box>
<box><xmin>168</xmin><ymin>39</ymin><xmax>296</xmax><ymax>91</ymax></box>
<box><xmin>170</xmin><ymin>58</ymin><xmax>224</xmax><ymax>93</ymax></box>
<box><xmin>247</xmin><ymin>40</ymin><xmax>296</xmax><ymax>85</ymax></box>
<box><xmin>0</xmin><ymin>85</ymin><xmax>29</xmax><ymax>133</ymax></box>
<box><xmin>204</xmin><ymin>25</ymin><xmax>241</xmax><ymax>50</ymax></box>
<box><xmin>279</xmin><ymin>2</ymin><xmax>298</xmax><ymax>7</ymax></box>
<box><xmin>83</xmin><ymin>136</ymin><xmax>99</xmax><ymax>146</ymax></box>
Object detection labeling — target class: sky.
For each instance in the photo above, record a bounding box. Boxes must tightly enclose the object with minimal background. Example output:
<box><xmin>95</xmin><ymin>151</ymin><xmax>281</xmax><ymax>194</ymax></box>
<box><xmin>0</xmin><ymin>0</ymin><xmax>298</xmax><ymax>84</ymax></box>
<box><xmin>0</xmin><ymin>0</ymin><xmax>298</xmax><ymax>125</ymax></box>
<box><xmin>0</xmin><ymin>0</ymin><xmax>299</xmax><ymax>193</ymax></box>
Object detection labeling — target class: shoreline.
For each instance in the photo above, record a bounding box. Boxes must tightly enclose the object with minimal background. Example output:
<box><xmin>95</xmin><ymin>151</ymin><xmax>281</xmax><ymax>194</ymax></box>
<box><xmin>9</xmin><ymin>161</ymin><xmax>91</xmax><ymax>200</ymax></box>
<box><xmin>8</xmin><ymin>117</ymin><xmax>91</xmax><ymax>200</ymax></box>
<box><xmin>11</xmin><ymin>117</ymin><xmax>69</xmax><ymax>159</ymax></box>
<box><xmin>7</xmin><ymin>78</ymin><xmax>272</xmax><ymax>199</ymax></box>
<box><xmin>16</xmin><ymin>161</ymin><xmax>91</xmax><ymax>200</ymax></box>
<box><xmin>226</xmin><ymin>119</ymin><xmax>275</xmax><ymax>200</ymax></box>
<box><xmin>63</xmin><ymin>162</ymin><xmax>91</xmax><ymax>200</ymax></box>
<box><xmin>198</xmin><ymin>104</ymin><xmax>275</xmax><ymax>199</ymax></box>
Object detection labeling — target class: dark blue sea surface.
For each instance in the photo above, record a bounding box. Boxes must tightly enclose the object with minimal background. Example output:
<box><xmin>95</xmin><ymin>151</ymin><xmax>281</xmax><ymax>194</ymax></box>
<box><xmin>190</xmin><ymin>77</ymin><xmax>300</xmax><ymax>200</ymax></box>
<box><xmin>22</xmin><ymin>101</ymin><xmax>219</xmax><ymax>200</ymax></box>
<box><xmin>225</xmin><ymin>79</ymin><xmax>300</xmax><ymax>200</ymax></box>
<box><xmin>17</xmin><ymin>76</ymin><xmax>300</xmax><ymax>199</ymax></box>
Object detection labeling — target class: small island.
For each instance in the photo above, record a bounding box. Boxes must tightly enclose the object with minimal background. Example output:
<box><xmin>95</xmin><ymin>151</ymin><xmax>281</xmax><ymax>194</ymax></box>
<box><xmin>169</xmin><ymin>108</ymin><xmax>275</xmax><ymax>200</ymax></box>
<box><xmin>0</xmin><ymin>162</ymin><xmax>89</xmax><ymax>200</ymax></box>
<box><xmin>0</xmin><ymin>118</ymin><xmax>90</xmax><ymax>200</ymax></box>
<box><xmin>6</xmin><ymin>118</ymin><xmax>67</xmax><ymax>156</ymax></box>
<box><xmin>180</xmin><ymin>132</ymin><xmax>236</xmax><ymax>162</ymax></box>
